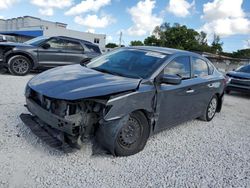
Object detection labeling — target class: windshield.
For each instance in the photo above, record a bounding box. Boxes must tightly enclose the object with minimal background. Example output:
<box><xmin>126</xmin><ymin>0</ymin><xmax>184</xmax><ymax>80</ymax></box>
<box><xmin>236</xmin><ymin>65</ymin><xmax>250</xmax><ymax>73</ymax></box>
<box><xmin>87</xmin><ymin>49</ymin><xmax>167</xmax><ymax>79</ymax></box>
<box><xmin>24</xmin><ymin>36</ymin><xmax>49</xmax><ymax>46</ymax></box>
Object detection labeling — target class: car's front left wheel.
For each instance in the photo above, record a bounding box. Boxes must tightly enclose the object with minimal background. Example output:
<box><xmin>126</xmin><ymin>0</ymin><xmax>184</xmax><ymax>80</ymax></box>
<box><xmin>8</xmin><ymin>55</ymin><xmax>32</xmax><ymax>76</ymax></box>
<box><xmin>114</xmin><ymin>111</ymin><xmax>150</xmax><ymax>156</ymax></box>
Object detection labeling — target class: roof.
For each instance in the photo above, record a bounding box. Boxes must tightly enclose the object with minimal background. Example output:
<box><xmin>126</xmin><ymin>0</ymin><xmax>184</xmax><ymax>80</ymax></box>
<box><xmin>129</xmin><ymin>46</ymin><xmax>198</xmax><ymax>55</ymax></box>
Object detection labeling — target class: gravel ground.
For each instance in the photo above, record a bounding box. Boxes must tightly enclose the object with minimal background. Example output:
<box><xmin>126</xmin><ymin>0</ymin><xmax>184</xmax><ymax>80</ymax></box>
<box><xmin>0</xmin><ymin>73</ymin><xmax>250</xmax><ymax>188</ymax></box>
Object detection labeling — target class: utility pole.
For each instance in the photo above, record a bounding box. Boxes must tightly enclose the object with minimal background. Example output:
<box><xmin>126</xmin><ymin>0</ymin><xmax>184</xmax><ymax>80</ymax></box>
<box><xmin>119</xmin><ymin>31</ymin><xmax>122</xmax><ymax>47</ymax></box>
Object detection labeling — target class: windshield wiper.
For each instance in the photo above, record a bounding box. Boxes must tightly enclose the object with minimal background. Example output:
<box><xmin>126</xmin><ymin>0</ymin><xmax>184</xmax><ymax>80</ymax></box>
<box><xmin>91</xmin><ymin>67</ymin><xmax>121</xmax><ymax>76</ymax></box>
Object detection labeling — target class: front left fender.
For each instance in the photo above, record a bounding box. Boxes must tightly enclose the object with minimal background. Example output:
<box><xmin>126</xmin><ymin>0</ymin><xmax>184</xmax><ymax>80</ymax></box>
<box><xmin>104</xmin><ymin>85</ymin><xmax>156</xmax><ymax>121</ymax></box>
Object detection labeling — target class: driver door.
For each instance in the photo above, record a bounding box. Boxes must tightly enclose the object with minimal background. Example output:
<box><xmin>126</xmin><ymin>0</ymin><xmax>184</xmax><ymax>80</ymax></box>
<box><xmin>37</xmin><ymin>38</ymin><xmax>68</xmax><ymax>67</ymax></box>
<box><xmin>154</xmin><ymin>55</ymin><xmax>199</xmax><ymax>132</ymax></box>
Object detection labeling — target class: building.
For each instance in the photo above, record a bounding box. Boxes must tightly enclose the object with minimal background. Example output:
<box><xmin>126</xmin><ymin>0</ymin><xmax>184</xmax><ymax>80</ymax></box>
<box><xmin>0</xmin><ymin>16</ymin><xmax>106</xmax><ymax>50</ymax></box>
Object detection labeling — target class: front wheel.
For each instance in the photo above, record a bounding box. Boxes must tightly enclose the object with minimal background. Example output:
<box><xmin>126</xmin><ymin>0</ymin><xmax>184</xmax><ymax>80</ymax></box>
<box><xmin>200</xmin><ymin>95</ymin><xmax>218</xmax><ymax>121</ymax></box>
<box><xmin>8</xmin><ymin>55</ymin><xmax>32</xmax><ymax>76</ymax></box>
<box><xmin>114</xmin><ymin>111</ymin><xmax>150</xmax><ymax>156</ymax></box>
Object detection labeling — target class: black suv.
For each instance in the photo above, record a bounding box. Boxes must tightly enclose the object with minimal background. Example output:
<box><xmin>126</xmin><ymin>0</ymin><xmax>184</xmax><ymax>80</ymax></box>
<box><xmin>0</xmin><ymin>36</ymin><xmax>101</xmax><ymax>75</ymax></box>
<box><xmin>226</xmin><ymin>64</ymin><xmax>250</xmax><ymax>94</ymax></box>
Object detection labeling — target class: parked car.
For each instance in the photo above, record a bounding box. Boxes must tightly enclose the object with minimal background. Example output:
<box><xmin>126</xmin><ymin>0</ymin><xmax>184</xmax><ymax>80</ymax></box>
<box><xmin>0</xmin><ymin>36</ymin><xmax>101</xmax><ymax>75</ymax></box>
<box><xmin>20</xmin><ymin>47</ymin><xmax>225</xmax><ymax>156</ymax></box>
<box><xmin>225</xmin><ymin>64</ymin><xmax>250</xmax><ymax>94</ymax></box>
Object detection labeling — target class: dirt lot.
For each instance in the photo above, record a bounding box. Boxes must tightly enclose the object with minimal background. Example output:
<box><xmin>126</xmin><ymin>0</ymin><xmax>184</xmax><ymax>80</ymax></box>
<box><xmin>0</xmin><ymin>73</ymin><xmax>249</xmax><ymax>188</ymax></box>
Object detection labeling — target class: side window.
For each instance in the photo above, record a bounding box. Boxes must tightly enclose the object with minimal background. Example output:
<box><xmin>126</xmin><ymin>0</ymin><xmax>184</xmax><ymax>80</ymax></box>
<box><xmin>164</xmin><ymin>56</ymin><xmax>191</xmax><ymax>79</ymax></box>
<box><xmin>46</xmin><ymin>38</ymin><xmax>66</xmax><ymax>49</ymax></box>
<box><xmin>65</xmin><ymin>41</ymin><xmax>83</xmax><ymax>51</ymax></box>
<box><xmin>207</xmin><ymin>62</ymin><xmax>214</xmax><ymax>75</ymax></box>
<box><xmin>193</xmin><ymin>57</ymin><xmax>209</xmax><ymax>77</ymax></box>
<box><xmin>85</xmin><ymin>44</ymin><xmax>101</xmax><ymax>53</ymax></box>
<box><xmin>94</xmin><ymin>38</ymin><xmax>100</xmax><ymax>44</ymax></box>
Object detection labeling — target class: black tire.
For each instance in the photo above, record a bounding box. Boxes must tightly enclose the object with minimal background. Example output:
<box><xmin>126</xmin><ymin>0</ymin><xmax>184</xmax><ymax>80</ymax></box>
<box><xmin>200</xmin><ymin>95</ymin><xmax>218</xmax><ymax>122</ymax></box>
<box><xmin>225</xmin><ymin>89</ymin><xmax>231</xmax><ymax>94</ymax></box>
<box><xmin>114</xmin><ymin>111</ymin><xmax>150</xmax><ymax>156</ymax></box>
<box><xmin>8</xmin><ymin>55</ymin><xmax>32</xmax><ymax>76</ymax></box>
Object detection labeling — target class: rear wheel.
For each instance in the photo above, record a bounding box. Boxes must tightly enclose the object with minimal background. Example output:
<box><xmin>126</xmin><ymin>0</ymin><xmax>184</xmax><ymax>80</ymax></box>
<box><xmin>225</xmin><ymin>89</ymin><xmax>231</xmax><ymax>94</ymax></box>
<box><xmin>200</xmin><ymin>95</ymin><xmax>218</xmax><ymax>121</ymax></box>
<box><xmin>8</xmin><ymin>55</ymin><xmax>32</xmax><ymax>76</ymax></box>
<box><xmin>115</xmin><ymin>111</ymin><xmax>150</xmax><ymax>156</ymax></box>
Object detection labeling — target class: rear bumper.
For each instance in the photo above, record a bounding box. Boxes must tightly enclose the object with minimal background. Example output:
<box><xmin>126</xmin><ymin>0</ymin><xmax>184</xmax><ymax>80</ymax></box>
<box><xmin>226</xmin><ymin>84</ymin><xmax>250</xmax><ymax>93</ymax></box>
<box><xmin>25</xmin><ymin>98</ymin><xmax>80</xmax><ymax>136</ymax></box>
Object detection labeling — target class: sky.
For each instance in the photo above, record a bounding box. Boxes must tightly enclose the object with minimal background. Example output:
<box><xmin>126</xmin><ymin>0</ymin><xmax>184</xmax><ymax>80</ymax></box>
<box><xmin>0</xmin><ymin>0</ymin><xmax>249</xmax><ymax>52</ymax></box>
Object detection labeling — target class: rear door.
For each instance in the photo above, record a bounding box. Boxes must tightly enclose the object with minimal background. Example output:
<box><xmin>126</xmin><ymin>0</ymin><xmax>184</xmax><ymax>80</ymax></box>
<box><xmin>63</xmin><ymin>40</ymin><xmax>86</xmax><ymax>64</ymax></box>
<box><xmin>37</xmin><ymin>38</ymin><xmax>68</xmax><ymax>67</ymax></box>
<box><xmin>190</xmin><ymin>57</ymin><xmax>217</xmax><ymax>117</ymax></box>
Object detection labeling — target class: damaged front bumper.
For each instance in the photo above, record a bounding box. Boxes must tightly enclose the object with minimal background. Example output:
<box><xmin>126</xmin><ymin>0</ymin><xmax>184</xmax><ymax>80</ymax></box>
<box><xmin>25</xmin><ymin>98</ymin><xmax>81</xmax><ymax>136</ymax></box>
<box><xmin>20</xmin><ymin>113</ymin><xmax>74</xmax><ymax>152</ymax></box>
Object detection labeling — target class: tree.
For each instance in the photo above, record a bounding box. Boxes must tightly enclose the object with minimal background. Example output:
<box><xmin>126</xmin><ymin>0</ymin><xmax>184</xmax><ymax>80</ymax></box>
<box><xmin>144</xmin><ymin>22</ymin><xmax>224</xmax><ymax>53</ymax></box>
<box><xmin>144</xmin><ymin>35</ymin><xmax>161</xmax><ymax>46</ymax></box>
<box><xmin>211</xmin><ymin>34</ymin><xmax>223</xmax><ymax>54</ymax></box>
<box><xmin>232</xmin><ymin>49</ymin><xmax>250</xmax><ymax>58</ymax></box>
<box><xmin>130</xmin><ymin>40</ymin><xmax>144</xmax><ymax>46</ymax></box>
<box><xmin>105</xmin><ymin>43</ymin><xmax>118</xmax><ymax>48</ymax></box>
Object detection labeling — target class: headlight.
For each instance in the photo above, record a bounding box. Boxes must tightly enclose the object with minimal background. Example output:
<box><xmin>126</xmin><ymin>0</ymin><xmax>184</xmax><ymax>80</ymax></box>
<box><xmin>225</xmin><ymin>75</ymin><xmax>231</xmax><ymax>84</ymax></box>
<box><xmin>25</xmin><ymin>85</ymin><xmax>31</xmax><ymax>97</ymax></box>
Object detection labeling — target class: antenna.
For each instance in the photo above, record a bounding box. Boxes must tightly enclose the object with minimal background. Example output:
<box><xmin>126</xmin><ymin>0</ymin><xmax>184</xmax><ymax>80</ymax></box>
<box><xmin>119</xmin><ymin>31</ymin><xmax>122</xmax><ymax>47</ymax></box>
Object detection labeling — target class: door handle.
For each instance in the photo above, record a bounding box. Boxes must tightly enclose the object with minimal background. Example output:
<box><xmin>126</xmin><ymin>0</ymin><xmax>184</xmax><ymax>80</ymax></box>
<box><xmin>186</xmin><ymin>89</ymin><xmax>194</xmax><ymax>93</ymax></box>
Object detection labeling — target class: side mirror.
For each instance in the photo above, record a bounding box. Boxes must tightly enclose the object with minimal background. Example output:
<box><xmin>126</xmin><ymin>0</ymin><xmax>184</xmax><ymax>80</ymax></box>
<box><xmin>160</xmin><ymin>74</ymin><xmax>182</xmax><ymax>85</ymax></box>
<box><xmin>80</xmin><ymin>58</ymin><xmax>92</xmax><ymax>66</ymax></box>
<box><xmin>42</xmin><ymin>43</ymin><xmax>50</xmax><ymax>49</ymax></box>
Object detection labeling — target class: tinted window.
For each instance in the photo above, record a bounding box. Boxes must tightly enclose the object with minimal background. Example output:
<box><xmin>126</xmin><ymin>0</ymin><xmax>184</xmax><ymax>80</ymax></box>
<box><xmin>87</xmin><ymin>49</ymin><xmax>167</xmax><ymax>79</ymax></box>
<box><xmin>65</xmin><ymin>41</ymin><xmax>83</xmax><ymax>50</ymax></box>
<box><xmin>193</xmin><ymin>58</ymin><xmax>209</xmax><ymax>77</ymax></box>
<box><xmin>85</xmin><ymin>44</ymin><xmax>101</xmax><ymax>53</ymax></box>
<box><xmin>164</xmin><ymin>56</ymin><xmax>191</xmax><ymax>79</ymax></box>
<box><xmin>207</xmin><ymin>62</ymin><xmax>214</xmax><ymax>75</ymax></box>
<box><xmin>47</xmin><ymin>38</ymin><xmax>66</xmax><ymax>49</ymax></box>
<box><xmin>236</xmin><ymin>65</ymin><xmax>250</xmax><ymax>73</ymax></box>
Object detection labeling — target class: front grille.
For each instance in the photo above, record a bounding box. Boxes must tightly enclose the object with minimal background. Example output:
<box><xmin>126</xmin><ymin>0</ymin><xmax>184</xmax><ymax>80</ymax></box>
<box><xmin>28</xmin><ymin>89</ymin><xmax>76</xmax><ymax>118</ymax></box>
<box><xmin>231</xmin><ymin>78</ymin><xmax>250</xmax><ymax>86</ymax></box>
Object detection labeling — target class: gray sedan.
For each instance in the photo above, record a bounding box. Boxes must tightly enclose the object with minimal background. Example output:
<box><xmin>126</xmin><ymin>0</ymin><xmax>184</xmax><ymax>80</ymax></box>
<box><xmin>21</xmin><ymin>46</ymin><xmax>225</xmax><ymax>156</ymax></box>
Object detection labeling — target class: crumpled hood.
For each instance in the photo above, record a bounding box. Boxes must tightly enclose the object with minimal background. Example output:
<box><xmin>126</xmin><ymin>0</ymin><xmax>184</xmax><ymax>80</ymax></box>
<box><xmin>227</xmin><ymin>71</ymin><xmax>250</xmax><ymax>79</ymax></box>
<box><xmin>28</xmin><ymin>65</ymin><xmax>141</xmax><ymax>100</ymax></box>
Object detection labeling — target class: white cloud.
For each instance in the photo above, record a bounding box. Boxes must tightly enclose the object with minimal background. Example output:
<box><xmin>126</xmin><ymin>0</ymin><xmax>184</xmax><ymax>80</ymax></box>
<box><xmin>39</xmin><ymin>8</ymin><xmax>53</xmax><ymax>16</ymax></box>
<box><xmin>200</xmin><ymin>0</ymin><xmax>250</xmax><ymax>37</ymax></box>
<box><xmin>106</xmin><ymin>35</ymin><xmax>113</xmax><ymax>42</ymax></box>
<box><xmin>65</xmin><ymin>0</ymin><xmax>111</xmax><ymax>16</ymax></box>
<box><xmin>31</xmin><ymin>0</ymin><xmax>73</xmax><ymax>16</ymax></box>
<box><xmin>167</xmin><ymin>0</ymin><xmax>194</xmax><ymax>17</ymax></box>
<box><xmin>86</xmin><ymin>28</ymin><xmax>95</xmax><ymax>33</ymax></box>
<box><xmin>127</xmin><ymin>0</ymin><xmax>163</xmax><ymax>36</ymax></box>
<box><xmin>0</xmin><ymin>0</ymin><xmax>17</xmax><ymax>9</ymax></box>
<box><xmin>243</xmin><ymin>39</ymin><xmax>250</xmax><ymax>49</ymax></box>
<box><xmin>74</xmin><ymin>14</ymin><xmax>115</xmax><ymax>28</ymax></box>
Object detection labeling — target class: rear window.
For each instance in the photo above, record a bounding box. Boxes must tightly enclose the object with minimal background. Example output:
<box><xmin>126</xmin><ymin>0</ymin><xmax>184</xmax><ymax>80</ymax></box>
<box><xmin>193</xmin><ymin>57</ymin><xmax>209</xmax><ymax>77</ymax></box>
<box><xmin>207</xmin><ymin>62</ymin><xmax>214</xmax><ymax>75</ymax></box>
<box><xmin>85</xmin><ymin>44</ymin><xmax>101</xmax><ymax>53</ymax></box>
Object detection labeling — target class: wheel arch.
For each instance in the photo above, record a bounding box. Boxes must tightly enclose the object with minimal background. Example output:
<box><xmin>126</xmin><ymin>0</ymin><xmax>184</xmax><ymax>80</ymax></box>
<box><xmin>6</xmin><ymin>52</ymin><xmax>36</xmax><ymax>69</ymax></box>
<box><xmin>215</xmin><ymin>92</ymin><xmax>224</xmax><ymax>112</ymax></box>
